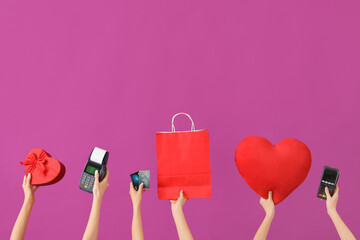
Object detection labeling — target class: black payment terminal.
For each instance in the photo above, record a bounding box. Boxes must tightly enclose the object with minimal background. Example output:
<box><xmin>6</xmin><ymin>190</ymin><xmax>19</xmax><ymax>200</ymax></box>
<box><xmin>317</xmin><ymin>166</ymin><xmax>339</xmax><ymax>200</ymax></box>
<box><xmin>79</xmin><ymin>147</ymin><xmax>109</xmax><ymax>193</ymax></box>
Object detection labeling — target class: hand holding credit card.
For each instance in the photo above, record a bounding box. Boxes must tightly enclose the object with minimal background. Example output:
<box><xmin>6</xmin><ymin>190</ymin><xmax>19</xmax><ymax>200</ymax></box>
<box><xmin>130</xmin><ymin>170</ymin><xmax>150</xmax><ymax>191</ymax></box>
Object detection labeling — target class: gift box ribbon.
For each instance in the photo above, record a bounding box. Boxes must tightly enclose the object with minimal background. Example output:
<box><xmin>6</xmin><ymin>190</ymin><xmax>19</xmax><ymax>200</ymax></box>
<box><xmin>20</xmin><ymin>150</ymin><xmax>47</xmax><ymax>174</ymax></box>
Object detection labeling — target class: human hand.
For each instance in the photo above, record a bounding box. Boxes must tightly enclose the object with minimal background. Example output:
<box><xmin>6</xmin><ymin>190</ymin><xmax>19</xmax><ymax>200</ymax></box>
<box><xmin>129</xmin><ymin>182</ymin><xmax>146</xmax><ymax>209</ymax></box>
<box><xmin>170</xmin><ymin>190</ymin><xmax>187</xmax><ymax>214</ymax></box>
<box><xmin>22</xmin><ymin>173</ymin><xmax>39</xmax><ymax>206</ymax></box>
<box><xmin>260</xmin><ymin>191</ymin><xmax>275</xmax><ymax>219</ymax></box>
<box><xmin>325</xmin><ymin>185</ymin><xmax>339</xmax><ymax>215</ymax></box>
<box><xmin>93</xmin><ymin>169</ymin><xmax>109</xmax><ymax>201</ymax></box>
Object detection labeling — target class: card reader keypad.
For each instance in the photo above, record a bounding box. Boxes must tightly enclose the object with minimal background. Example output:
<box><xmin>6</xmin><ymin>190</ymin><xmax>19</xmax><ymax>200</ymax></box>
<box><xmin>80</xmin><ymin>173</ymin><xmax>95</xmax><ymax>189</ymax></box>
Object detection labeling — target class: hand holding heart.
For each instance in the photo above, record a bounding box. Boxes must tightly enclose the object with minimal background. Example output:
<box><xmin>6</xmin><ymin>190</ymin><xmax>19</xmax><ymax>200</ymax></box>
<box><xmin>260</xmin><ymin>191</ymin><xmax>275</xmax><ymax>218</ymax></box>
<box><xmin>235</xmin><ymin>136</ymin><xmax>312</xmax><ymax>205</ymax></box>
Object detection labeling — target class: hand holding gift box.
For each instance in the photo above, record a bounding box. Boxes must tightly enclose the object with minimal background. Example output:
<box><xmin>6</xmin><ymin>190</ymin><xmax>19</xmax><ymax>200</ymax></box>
<box><xmin>20</xmin><ymin>148</ymin><xmax>66</xmax><ymax>186</ymax></box>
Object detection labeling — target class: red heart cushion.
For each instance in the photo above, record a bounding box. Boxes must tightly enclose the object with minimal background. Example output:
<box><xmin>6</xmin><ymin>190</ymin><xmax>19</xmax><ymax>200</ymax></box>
<box><xmin>20</xmin><ymin>148</ymin><xmax>66</xmax><ymax>186</ymax></box>
<box><xmin>235</xmin><ymin>137</ymin><xmax>311</xmax><ymax>204</ymax></box>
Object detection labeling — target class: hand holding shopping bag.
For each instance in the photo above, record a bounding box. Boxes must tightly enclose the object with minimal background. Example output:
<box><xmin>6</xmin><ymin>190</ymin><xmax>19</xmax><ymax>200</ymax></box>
<box><xmin>156</xmin><ymin>113</ymin><xmax>211</xmax><ymax>199</ymax></box>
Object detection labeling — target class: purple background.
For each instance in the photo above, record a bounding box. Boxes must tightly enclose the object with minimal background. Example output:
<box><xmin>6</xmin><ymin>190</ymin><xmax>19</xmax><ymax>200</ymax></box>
<box><xmin>1</xmin><ymin>0</ymin><xmax>359</xmax><ymax>239</ymax></box>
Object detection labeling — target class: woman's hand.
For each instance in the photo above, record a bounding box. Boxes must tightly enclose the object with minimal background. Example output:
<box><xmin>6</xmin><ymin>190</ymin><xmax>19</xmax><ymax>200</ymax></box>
<box><xmin>93</xmin><ymin>169</ymin><xmax>109</xmax><ymax>201</ymax></box>
<box><xmin>325</xmin><ymin>185</ymin><xmax>339</xmax><ymax>216</ymax></box>
<box><xmin>22</xmin><ymin>173</ymin><xmax>38</xmax><ymax>206</ymax></box>
<box><xmin>170</xmin><ymin>190</ymin><xmax>187</xmax><ymax>214</ymax></box>
<box><xmin>259</xmin><ymin>191</ymin><xmax>275</xmax><ymax>219</ymax></box>
<box><xmin>254</xmin><ymin>191</ymin><xmax>275</xmax><ymax>240</ymax></box>
<box><xmin>83</xmin><ymin>168</ymin><xmax>110</xmax><ymax>240</ymax></box>
<box><xmin>324</xmin><ymin>185</ymin><xmax>356</xmax><ymax>240</ymax></box>
<box><xmin>170</xmin><ymin>190</ymin><xmax>193</xmax><ymax>240</ymax></box>
<box><xmin>129</xmin><ymin>182</ymin><xmax>146</xmax><ymax>209</ymax></box>
<box><xmin>10</xmin><ymin>173</ymin><xmax>38</xmax><ymax>240</ymax></box>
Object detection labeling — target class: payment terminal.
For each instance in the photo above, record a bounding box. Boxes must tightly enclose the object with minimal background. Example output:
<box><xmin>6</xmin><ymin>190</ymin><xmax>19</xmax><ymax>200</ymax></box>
<box><xmin>79</xmin><ymin>147</ymin><xmax>109</xmax><ymax>193</ymax></box>
<box><xmin>317</xmin><ymin>166</ymin><xmax>339</xmax><ymax>200</ymax></box>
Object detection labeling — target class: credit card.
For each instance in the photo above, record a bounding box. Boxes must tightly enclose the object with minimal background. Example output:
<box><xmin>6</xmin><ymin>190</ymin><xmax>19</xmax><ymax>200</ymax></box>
<box><xmin>130</xmin><ymin>171</ymin><xmax>140</xmax><ymax>191</ymax></box>
<box><xmin>139</xmin><ymin>170</ymin><xmax>150</xmax><ymax>188</ymax></box>
<box><xmin>130</xmin><ymin>170</ymin><xmax>150</xmax><ymax>191</ymax></box>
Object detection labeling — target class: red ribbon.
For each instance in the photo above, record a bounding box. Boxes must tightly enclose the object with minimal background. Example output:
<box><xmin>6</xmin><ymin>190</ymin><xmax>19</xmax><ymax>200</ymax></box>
<box><xmin>20</xmin><ymin>150</ymin><xmax>47</xmax><ymax>174</ymax></box>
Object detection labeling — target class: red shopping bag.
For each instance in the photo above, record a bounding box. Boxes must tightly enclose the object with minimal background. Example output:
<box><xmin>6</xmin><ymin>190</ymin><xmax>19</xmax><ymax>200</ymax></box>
<box><xmin>156</xmin><ymin>113</ymin><xmax>211</xmax><ymax>199</ymax></box>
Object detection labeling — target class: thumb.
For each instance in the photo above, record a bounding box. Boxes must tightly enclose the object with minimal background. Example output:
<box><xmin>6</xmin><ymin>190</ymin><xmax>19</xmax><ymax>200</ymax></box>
<box><xmin>138</xmin><ymin>182</ymin><xmax>144</xmax><ymax>192</ymax></box>
<box><xmin>325</xmin><ymin>187</ymin><xmax>330</xmax><ymax>199</ymax></box>
<box><xmin>268</xmin><ymin>191</ymin><xmax>273</xmax><ymax>200</ymax></box>
<box><xmin>179</xmin><ymin>190</ymin><xmax>184</xmax><ymax>199</ymax></box>
<box><xmin>26</xmin><ymin>173</ymin><xmax>31</xmax><ymax>186</ymax></box>
<box><xmin>95</xmin><ymin>170</ymin><xmax>100</xmax><ymax>184</ymax></box>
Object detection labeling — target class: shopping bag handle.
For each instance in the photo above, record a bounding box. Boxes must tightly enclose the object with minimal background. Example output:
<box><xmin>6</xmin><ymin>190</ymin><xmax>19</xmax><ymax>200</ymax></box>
<box><xmin>171</xmin><ymin>113</ymin><xmax>195</xmax><ymax>132</ymax></box>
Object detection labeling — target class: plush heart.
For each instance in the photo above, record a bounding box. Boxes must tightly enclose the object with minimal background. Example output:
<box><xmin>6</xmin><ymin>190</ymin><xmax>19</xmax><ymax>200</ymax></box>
<box><xmin>235</xmin><ymin>137</ymin><xmax>311</xmax><ymax>205</ymax></box>
<box><xmin>20</xmin><ymin>148</ymin><xmax>66</xmax><ymax>186</ymax></box>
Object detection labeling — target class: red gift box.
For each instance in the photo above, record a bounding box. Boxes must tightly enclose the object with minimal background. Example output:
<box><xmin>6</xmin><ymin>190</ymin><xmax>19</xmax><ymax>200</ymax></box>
<box><xmin>20</xmin><ymin>148</ymin><xmax>66</xmax><ymax>186</ymax></box>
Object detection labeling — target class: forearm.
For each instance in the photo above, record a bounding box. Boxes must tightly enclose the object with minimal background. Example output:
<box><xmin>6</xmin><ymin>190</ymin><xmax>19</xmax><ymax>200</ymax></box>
<box><xmin>253</xmin><ymin>214</ymin><xmax>274</xmax><ymax>240</ymax></box>
<box><xmin>172</xmin><ymin>208</ymin><xmax>193</xmax><ymax>240</ymax></box>
<box><xmin>328</xmin><ymin>210</ymin><xmax>356</xmax><ymax>240</ymax></box>
<box><xmin>83</xmin><ymin>198</ymin><xmax>102</xmax><ymax>240</ymax></box>
<box><xmin>132</xmin><ymin>205</ymin><xmax>144</xmax><ymax>240</ymax></box>
<box><xmin>10</xmin><ymin>200</ymin><xmax>34</xmax><ymax>240</ymax></box>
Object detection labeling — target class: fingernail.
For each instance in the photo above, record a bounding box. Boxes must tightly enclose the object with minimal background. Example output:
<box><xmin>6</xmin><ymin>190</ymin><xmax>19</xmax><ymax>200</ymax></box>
<box><xmin>27</xmin><ymin>173</ymin><xmax>30</xmax><ymax>177</ymax></box>
<box><xmin>95</xmin><ymin>170</ymin><xmax>98</xmax><ymax>174</ymax></box>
